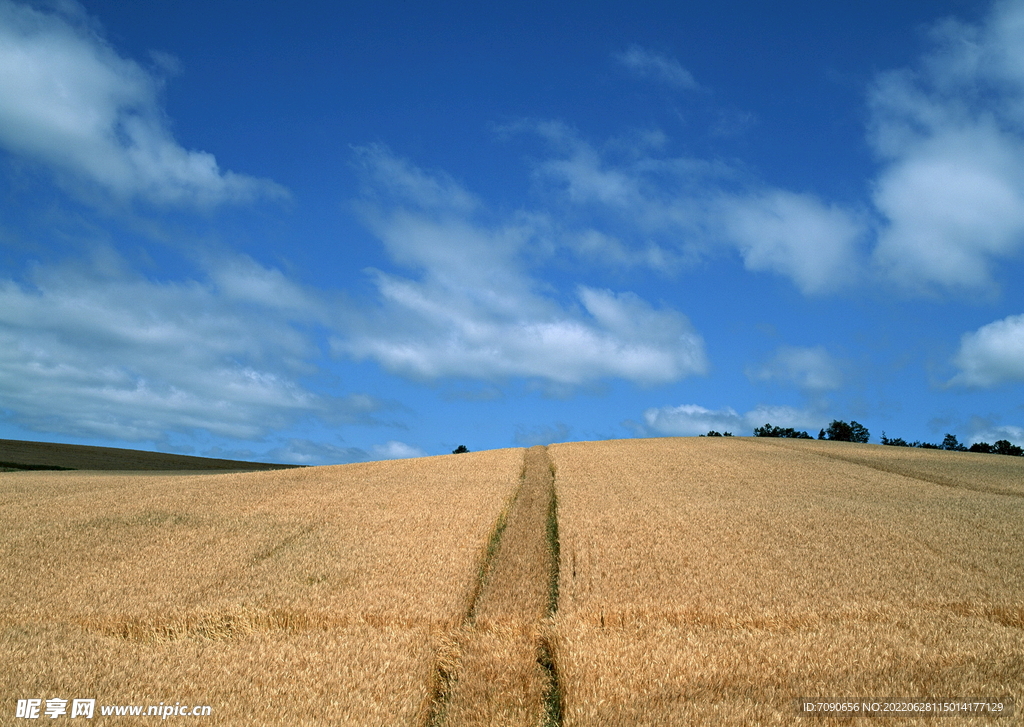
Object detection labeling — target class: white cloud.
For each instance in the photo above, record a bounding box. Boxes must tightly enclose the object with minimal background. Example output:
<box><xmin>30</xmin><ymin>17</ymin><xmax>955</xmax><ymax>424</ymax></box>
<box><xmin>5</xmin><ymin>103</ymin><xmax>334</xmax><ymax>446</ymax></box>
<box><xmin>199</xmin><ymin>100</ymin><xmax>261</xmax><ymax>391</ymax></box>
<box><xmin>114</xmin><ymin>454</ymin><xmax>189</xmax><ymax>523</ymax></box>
<box><xmin>949</xmin><ymin>313</ymin><xmax>1024</xmax><ymax>386</ymax></box>
<box><xmin>528</xmin><ymin>123</ymin><xmax>865</xmax><ymax>293</ymax></box>
<box><xmin>746</xmin><ymin>345</ymin><xmax>843</xmax><ymax>393</ymax></box>
<box><xmin>0</xmin><ymin>250</ymin><xmax>382</xmax><ymax>442</ymax></box>
<box><xmin>967</xmin><ymin>421</ymin><xmax>1024</xmax><ymax>446</ymax></box>
<box><xmin>615</xmin><ymin>46</ymin><xmax>699</xmax><ymax>89</ymax></box>
<box><xmin>369</xmin><ymin>440</ymin><xmax>426</xmax><ymax>460</ymax></box>
<box><xmin>335</xmin><ymin>145</ymin><xmax>709</xmax><ymax>386</ymax></box>
<box><xmin>642</xmin><ymin>403</ymin><xmax>821</xmax><ymax>437</ymax></box>
<box><xmin>869</xmin><ymin>0</ymin><xmax>1024</xmax><ymax>292</ymax></box>
<box><xmin>717</xmin><ymin>191</ymin><xmax>865</xmax><ymax>294</ymax></box>
<box><xmin>342</xmin><ymin>273</ymin><xmax>707</xmax><ymax>386</ymax></box>
<box><xmin>353</xmin><ymin>143</ymin><xmax>478</xmax><ymax>213</ymax></box>
<box><xmin>206</xmin><ymin>253</ymin><xmax>321</xmax><ymax>313</ymax></box>
<box><xmin>534</xmin><ymin>3</ymin><xmax>1024</xmax><ymax>298</ymax></box>
<box><xmin>0</xmin><ymin>0</ymin><xmax>286</xmax><ymax>206</ymax></box>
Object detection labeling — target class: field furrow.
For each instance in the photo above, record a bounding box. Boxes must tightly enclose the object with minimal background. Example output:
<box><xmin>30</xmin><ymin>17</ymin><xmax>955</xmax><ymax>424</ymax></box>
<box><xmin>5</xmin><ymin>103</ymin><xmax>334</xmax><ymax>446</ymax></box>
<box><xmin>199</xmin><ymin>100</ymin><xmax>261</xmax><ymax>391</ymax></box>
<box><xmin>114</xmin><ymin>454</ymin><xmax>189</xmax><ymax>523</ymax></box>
<box><xmin>431</xmin><ymin>445</ymin><xmax>561</xmax><ymax>727</ymax></box>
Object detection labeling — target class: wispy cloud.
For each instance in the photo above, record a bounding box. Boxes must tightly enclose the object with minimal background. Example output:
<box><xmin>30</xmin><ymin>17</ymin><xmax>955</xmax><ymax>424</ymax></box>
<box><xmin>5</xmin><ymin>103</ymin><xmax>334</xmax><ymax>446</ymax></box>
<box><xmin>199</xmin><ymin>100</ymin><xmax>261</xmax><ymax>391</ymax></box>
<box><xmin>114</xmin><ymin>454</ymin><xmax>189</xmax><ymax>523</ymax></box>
<box><xmin>0</xmin><ymin>249</ymin><xmax>384</xmax><ymax>442</ymax></box>
<box><xmin>527</xmin><ymin>121</ymin><xmax>865</xmax><ymax>293</ymax></box>
<box><xmin>0</xmin><ymin>0</ymin><xmax>287</xmax><ymax>206</ymax></box>
<box><xmin>369</xmin><ymin>440</ymin><xmax>427</xmax><ymax>460</ymax></box>
<box><xmin>334</xmin><ymin>144</ymin><xmax>709</xmax><ymax>387</ymax></box>
<box><xmin>537</xmin><ymin>2</ymin><xmax>1024</xmax><ymax>298</ymax></box>
<box><xmin>263</xmin><ymin>439</ymin><xmax>368</xmax><ymax>466</ymax></box>
<box><xmin>949</xmin><ymin>313</ymin><xmax>1024</xmax><ymax>387</ymax></box>
<box><xmin>746</xmin><ymin>345</ymin><xmax>844</xmax><ymax>393</ymax></box>
<box><xmin>615</xmin><ymin>46</ymin><xmax>699</xmax><ymax>89</ymax></box>
<box><xmin>966</xmin><ymin>417</ymin><xmax>1024</xmax><ymax>446</ymax></box>
<box><xmin>513</xmin><ymin>422</ymin><xmax>571</xmax><ymax>447</ymax></box>
<box><xmin>641</xmin><ymin>403</ymin><xmax>823</xmax><ymax>437</ymax></box>
<box><xmin>262</xmin><ymin>438</ymin><xmax>426</xmax><ymax>465</ymax></box>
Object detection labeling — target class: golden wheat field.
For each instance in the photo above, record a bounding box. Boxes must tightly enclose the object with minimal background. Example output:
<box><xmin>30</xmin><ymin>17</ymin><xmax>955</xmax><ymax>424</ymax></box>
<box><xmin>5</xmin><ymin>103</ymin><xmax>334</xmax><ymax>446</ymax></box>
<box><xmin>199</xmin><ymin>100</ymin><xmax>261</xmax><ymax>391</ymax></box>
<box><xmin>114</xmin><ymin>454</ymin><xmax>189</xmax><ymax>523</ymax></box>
<box><xmin>550</xmin><ymin>437</ymin><xmax>1024</xmax><ymax>726</ymax></box>
<box><xmin>2</xmin><ymin>437</ymin><xmax>1022</xmax><ymax>726</ymax></box>
<box><xmin>0</xmin><ymin>449</ymin><xmax>523</xmax><ymax>725</ymax></box>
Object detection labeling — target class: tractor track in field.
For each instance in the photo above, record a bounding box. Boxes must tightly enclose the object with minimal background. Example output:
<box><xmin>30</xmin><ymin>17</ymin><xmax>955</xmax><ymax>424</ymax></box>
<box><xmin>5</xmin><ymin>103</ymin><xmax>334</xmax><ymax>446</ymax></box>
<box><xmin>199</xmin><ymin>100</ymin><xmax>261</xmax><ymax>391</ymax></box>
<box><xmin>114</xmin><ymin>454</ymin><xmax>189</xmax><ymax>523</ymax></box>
<box><xmin>424</xmin><ymin>445</ymin><xmax>562</xmax><ymax>727</ymax></box>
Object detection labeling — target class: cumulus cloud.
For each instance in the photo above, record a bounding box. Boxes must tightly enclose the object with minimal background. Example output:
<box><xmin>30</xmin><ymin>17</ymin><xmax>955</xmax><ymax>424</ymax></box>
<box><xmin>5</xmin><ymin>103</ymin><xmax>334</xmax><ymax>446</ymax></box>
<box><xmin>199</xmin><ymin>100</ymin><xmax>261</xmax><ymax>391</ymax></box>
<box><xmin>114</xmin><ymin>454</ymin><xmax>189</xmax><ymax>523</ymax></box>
<box><xmin>0</xmin><ymin>250</ymin><xmax>384</xmax><ymax>441</ymax></box>
<box><xmin>0</xmin><ymin>0</ymin><xmax>286</xmax><ymax>206</ymax></box>
<box><xmin>615</xmin><ymin>46</ymin><xmax>699</xmax><ymax>89</ymax></box>
<box><xmin>949</xmin><ymin>313</ymin><xmax>1024</xmax><ymax>386</ymax></box>
<box><xmin>335</xmin><ymin>145</ymin><xmax>709</xmax><ymax>386</ymax></box>
<box><xmin>869</xmin><ymin>0</ymin><xmax>1024</xmax><ymax>292</ymax></box>
<box><xmin>642</xmin><ymin>403</ymin><xmax>821</xmax><ymax>437</ymax></box>
<box><xmin>716</xmin><ymin>191</ymin><xmax>865</xmax><ymax>294</ymax></box>
<box><xmin>746</xmin><ymin>345</ymin><xmax>843</xmax><ymax>393</ymax></box>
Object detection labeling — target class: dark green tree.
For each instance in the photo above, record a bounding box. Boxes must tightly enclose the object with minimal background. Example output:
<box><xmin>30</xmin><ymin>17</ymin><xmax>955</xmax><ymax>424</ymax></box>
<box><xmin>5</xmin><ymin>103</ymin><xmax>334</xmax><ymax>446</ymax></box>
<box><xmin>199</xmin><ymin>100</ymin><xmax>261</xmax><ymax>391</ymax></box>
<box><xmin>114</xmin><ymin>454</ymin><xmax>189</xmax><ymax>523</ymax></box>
<box><xmin>452</xmin><ymin>445</ymin><xmax>469</xmax><ymax>454</ymax></box>
<box><xmin>993</xmin><ymin>440</ymin><xmax>1024</xmax><ymax>456</ymax></box>
<box><xmin>754</xmin><ymin>423</ymin><xmax>811</xmax><ymax>439</ymax></box>
<box><xmin>821</xmin><ymin>420</ymin><xmax>869</xmax><ymax>443</ymax></box>
<box><xmin>941</xmin><ymin>433</ymin><xmax>967</xmax><ymax>451</ymax></box>
<box><xmin>880</xmin><ymin>432</ymin><xmax>910</xmax><ymax>447</ymax></box>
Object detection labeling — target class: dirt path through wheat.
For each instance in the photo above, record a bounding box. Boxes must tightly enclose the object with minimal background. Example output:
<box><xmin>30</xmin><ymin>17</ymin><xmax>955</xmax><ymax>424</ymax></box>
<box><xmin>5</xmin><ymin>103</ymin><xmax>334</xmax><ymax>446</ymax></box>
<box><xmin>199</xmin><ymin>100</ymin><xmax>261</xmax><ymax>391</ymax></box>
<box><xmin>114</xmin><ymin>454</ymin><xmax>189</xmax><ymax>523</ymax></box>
<box><xmin>430</xmin><ymin>445</ymin><xmax>560</xmax><ymax>727</ymax></box>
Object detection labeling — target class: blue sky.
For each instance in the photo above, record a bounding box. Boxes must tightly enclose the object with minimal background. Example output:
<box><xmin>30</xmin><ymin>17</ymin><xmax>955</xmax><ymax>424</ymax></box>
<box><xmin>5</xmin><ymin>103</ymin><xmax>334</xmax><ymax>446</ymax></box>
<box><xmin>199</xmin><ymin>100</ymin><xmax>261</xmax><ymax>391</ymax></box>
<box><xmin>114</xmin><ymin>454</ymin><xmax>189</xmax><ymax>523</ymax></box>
<box><xmin>1</xmin><ymin>0</ymin><xmax>1023</xmax><ymax>464</ymax></box>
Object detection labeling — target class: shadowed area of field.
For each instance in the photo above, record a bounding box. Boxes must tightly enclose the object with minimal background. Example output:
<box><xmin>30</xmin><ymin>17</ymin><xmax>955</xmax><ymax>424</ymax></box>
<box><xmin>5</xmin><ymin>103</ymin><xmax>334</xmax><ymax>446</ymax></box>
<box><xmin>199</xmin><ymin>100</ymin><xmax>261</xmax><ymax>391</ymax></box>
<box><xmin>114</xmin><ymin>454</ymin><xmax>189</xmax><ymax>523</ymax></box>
<box><xmin>0</xmin><ymin>438</ymin><xmax>301</xmax><ymax>471</ymax></box>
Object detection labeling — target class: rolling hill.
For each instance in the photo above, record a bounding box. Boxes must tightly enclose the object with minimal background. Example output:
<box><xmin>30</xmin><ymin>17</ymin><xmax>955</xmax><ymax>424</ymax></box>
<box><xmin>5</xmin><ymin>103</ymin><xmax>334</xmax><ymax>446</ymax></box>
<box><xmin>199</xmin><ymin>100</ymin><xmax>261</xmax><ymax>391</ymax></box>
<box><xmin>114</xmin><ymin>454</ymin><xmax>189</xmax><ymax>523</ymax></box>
<box><xmin>0</xmin><ymin>438</ymin><xmax>301</xmax><ymax>471</ymax></box>
<box><xmin>1</xmin><ymin>437</ymin><xmax>1021</xmax><ymax>725</ymax></box>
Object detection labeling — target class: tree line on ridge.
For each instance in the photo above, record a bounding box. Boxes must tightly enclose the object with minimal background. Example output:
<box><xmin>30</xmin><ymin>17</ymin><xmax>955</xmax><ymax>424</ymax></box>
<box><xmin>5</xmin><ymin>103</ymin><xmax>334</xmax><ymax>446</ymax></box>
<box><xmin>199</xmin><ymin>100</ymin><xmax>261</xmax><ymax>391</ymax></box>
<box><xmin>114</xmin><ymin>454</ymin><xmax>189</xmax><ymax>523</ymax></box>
<box><xmin>699</xmin><ymin>420</ymin><xmax>1023</xmax><ymax>457</ymax></box>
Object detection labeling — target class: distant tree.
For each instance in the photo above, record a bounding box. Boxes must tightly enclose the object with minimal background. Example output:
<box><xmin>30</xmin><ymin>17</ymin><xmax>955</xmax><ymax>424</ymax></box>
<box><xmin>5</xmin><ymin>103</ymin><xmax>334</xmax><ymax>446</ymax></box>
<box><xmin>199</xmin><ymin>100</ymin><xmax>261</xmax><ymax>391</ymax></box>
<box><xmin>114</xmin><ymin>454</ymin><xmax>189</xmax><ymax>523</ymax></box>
<box><xmin>753</xmin><ymin>423</ymin><xmax>811</xmax><ymax>439</ymax></box>
<box><xmin>941</xmin><ymin>434</ymin><xmax>967</xmax><ymax>452</ymax></box>
<box><xmin>969</xmin><ymin>441</ymin><xmax>993</xmax><ymax>454</ymax></box>
<box><xmin>706</xmin><ymin>430</ymin><xmax>723</xmax><ymax>437</ymax></box>
<box><xmin>823</xmin><ymin>421</ymin><xmax>851</xmax><ymax>441</ymax></box>
<box><xmin>850</xmin><ymin>421</ymin><xmax>869</xmax><ymax>443</ymax></box>
<box><xmin>993</xmin><ymin>439</ymin><xmax>1024</xmax><ymax>456</ymax></box>
<box><xmin>880</xmin><ymin>432</ymin><xmax>910</xmax><ymax>447</ymax></box>
<box><xmin>452</xmin><ymin>445</ymin><xmax>469</xmax><ymax>454</ymax></box>
<box><xmin>723</xmin><ymin>431</ymin><xmax>733</xmax><ymax>436</ymax></box>
<box><xmin>821</xmin><ymin>420</ymin><xmax>869</xmax><ymax>443</ymax></box>
<box><xmin>916</xmin><ymin>441</ymin><xmax>941</xmax><ymax>449</ymax></box>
